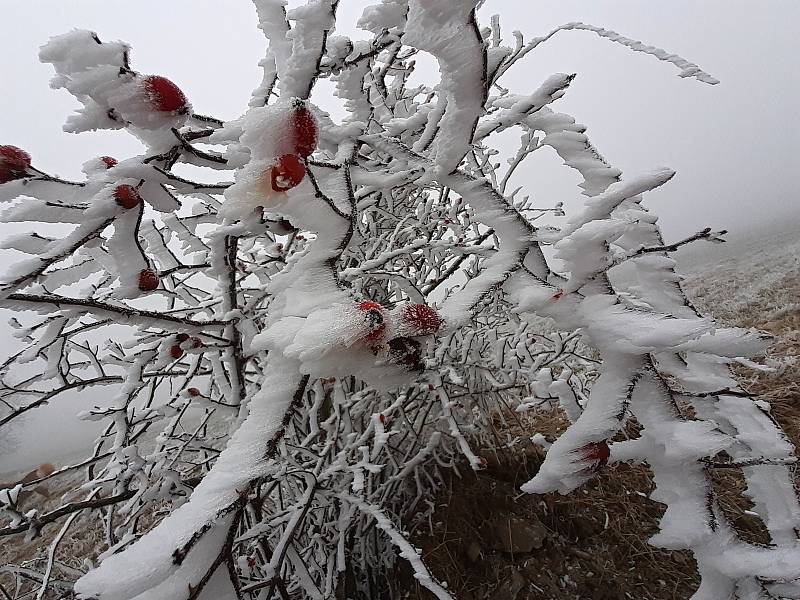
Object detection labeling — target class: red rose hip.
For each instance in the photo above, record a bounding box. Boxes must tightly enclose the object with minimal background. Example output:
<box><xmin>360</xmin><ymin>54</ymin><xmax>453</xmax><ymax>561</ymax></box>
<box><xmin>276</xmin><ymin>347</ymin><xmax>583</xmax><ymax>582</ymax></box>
<box><xmin>0</xmin><ymin>145</ymin><xmax>31</xmax><ymax>184</ymax></box>
<box><xmin>143</xmin><ymin>75</ymin><xmax>188</xmax><ymax>113</ymax></box>
<box><xmin>270</xmin><ymin>154</ymin><xmax>305</xmax><ymax>192</ymax></box>
<box><xmin>576</xmin><ymin>441</ymin><xmax>611</xmax><ymax>471</ymax></box>
<box><xmin>138</xmin><ymin>268</ymin><xmax>159</xmax><ymax>292</ymax></box>
<box><xmin>100</xmin><ymin>156</ymin><xmax>117</xmax><ymax>168</ymax></box>
<box><xmin>113</xmin><ymin>184</ymin><xmax>142</xmax><ymax>209</ymax></box>
<box><xmin>290</xmin><ymin>100</ymin><xmax>318</xmax><ymax>158</ymax></box>
<box><xmin>398</xmin><ymin>303</ymin><xmax>443</xmax><ymax>336</ymax></box>
<box><xmin>357</xmin><ymin>300</ymin><xmax>387</xmax><ymax>344</ymax></box>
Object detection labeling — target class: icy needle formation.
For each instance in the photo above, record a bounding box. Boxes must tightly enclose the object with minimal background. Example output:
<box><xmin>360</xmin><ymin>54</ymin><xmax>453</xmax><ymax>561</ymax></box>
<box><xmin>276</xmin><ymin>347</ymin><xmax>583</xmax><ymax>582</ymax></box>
<box><xmin>0</xmin><ymin>2</ymin><xmax>795</xmax><ymax>599</ymax></box>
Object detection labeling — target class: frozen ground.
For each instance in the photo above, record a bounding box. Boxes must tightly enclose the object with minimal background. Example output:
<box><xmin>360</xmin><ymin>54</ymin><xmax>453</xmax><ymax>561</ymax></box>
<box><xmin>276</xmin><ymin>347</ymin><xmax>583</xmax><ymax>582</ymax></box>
<box><xmin>676</xmin><ymin>219</ymin><xmax>799</xmax><ymax>325</ymax></box>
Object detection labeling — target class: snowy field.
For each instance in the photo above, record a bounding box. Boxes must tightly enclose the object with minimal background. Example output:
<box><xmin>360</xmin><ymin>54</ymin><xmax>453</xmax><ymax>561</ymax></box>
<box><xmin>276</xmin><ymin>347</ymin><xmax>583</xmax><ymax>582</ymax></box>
<box><xmin>677</xmin><ymin>219</ymin><xmax>799</xmax><ymax>323</ymax></box>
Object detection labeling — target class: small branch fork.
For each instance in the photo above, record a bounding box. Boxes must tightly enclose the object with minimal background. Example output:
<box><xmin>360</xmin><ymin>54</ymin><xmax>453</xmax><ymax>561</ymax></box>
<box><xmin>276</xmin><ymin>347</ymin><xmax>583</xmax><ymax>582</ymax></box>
<box><xmin>612</xmin><ymin>227</ymin><xmax>726</xmax><ymax>266</ymax></box>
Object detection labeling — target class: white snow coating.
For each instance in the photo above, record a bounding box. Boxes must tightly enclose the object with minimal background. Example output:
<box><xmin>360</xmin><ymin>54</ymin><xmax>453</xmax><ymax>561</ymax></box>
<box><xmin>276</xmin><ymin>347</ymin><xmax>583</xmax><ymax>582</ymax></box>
<box><xmin>279</xmin><ymin>1</ymin><xmax>335</xmax><ymax>99</ymax></box>
<box><xmin>74</xmin><ymin>358</ymin><xmax>303</xmax><ymax>599</ymax></box>
<box><xmin>358</xmin><ymin>0</ymin><xmax>407</xmax><ymax>34</ymax></box>
<box><xmin>40</xmin><ymin>29</ymin><xmax>192</xmax><ymax>151</ymax></box>
<box><xmin>0</xmin><ymin>4</ymin><xmax>793</xmax><ymax>599</ymax></box>
<box><xmin>404</xmin><ymin>0</ymin><xmax>485</xmax><ymax>174</ymax></box>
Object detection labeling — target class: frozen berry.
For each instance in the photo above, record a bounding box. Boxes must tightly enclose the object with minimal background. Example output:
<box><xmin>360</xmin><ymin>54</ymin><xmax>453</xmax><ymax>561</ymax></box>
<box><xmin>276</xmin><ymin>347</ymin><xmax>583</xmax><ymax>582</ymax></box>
<box><xmin>187</xmin><ymin>387</ymin><xmax>201</xmax><ymax>397</ymax></box>
<box><xmin>577</xmin><ymin>441</ymin><xmax>611</xmax><ymax>470</ymax></box>
<box><xmin>358</xmin><ymin>300</ymin><xmax>387</xmax><ymax>343</ymax></box>
<box><xmin>0</xmin><ymin>145</ymin><xmax>31</xmax><ymax>184</ymax></box>
<box><xmin>143</xmin><ymin>75</ymin><xmax>188</xmax><ymax>113</ymax></box>
<box><xmin>169</xmin><ymin>345</ymin><xmax>184</xmax><ymax>359</ymax></box>
<box><xmin>113</xmin><ymin>184</ymin><xmax>142</xmax><ymax>209</ymax></box>
<box><xmin>138</xmin><ymin>268</ymin><xmax>159</xmax><ymax>292</ymax></box>
<box><xmin>398</xmin><ymin>303</ymin><xmax>443</xmax><ymax>336</ymax></box>
<box><xmin>270</xmin><ymin>154</ymin><xmax>305</xmax><ymax>192</ymax></box>
<box><xmin>290</xmin><ymin>100</ymin><xmax>318</xmax><ymax>158</ymax></box>
<box><xmin>189</xmin><ymin>336</ymin><xmax>203</xmax><ymax>349</ymax></box>
<box><xmin>176</xmin><ymin>333</ymin><xmax>190</xmax><ymax>343</ymax></box>
<box><xmin>100</xmin><ymin>156</ymin><xmax>117</xmax><ymax>168</ymax></box>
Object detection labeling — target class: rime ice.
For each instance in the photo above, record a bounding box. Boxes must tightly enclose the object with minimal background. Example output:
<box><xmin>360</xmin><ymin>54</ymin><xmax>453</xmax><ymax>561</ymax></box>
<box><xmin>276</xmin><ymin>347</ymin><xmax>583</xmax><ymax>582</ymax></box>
<box><xmin>0</xmin><ymin>3</ymin><xmax>793</xmax><ymax>600</ymax></box>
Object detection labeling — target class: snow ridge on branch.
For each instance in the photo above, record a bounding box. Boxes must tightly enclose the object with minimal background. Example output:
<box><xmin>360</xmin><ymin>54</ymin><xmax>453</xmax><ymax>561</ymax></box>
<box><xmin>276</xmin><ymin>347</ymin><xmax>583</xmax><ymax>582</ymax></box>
<box><xmin>0</xmin><ymin>3</ymin><xmax>794</xmax><ymax>600</ymax></box>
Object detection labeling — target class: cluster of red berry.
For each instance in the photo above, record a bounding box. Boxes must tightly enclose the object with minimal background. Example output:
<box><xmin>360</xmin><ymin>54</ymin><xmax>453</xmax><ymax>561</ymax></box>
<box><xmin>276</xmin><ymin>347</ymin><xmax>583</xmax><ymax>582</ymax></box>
<box><xmin>169</xmin><ymin>332</ymin><xmax>203</xmax><ymax>359</ymax></box>
<box><xmin>355</xmin><ymin>301</ymin><xmax>443</xmax><ymax>371</ymax></box>
<box><xmin>4</xmin><ymin>91</ymin><xmax>318</xmax><ymax>295</ymax></box>
<box><xmin>269</xmin><ymin>101</ymin><xmax>318</xmax><ymax>192</ymax></box>
<box><xmin>2</xmin><ymin>74</ymin><xmax>191</xmax><ymax>295</ymax></box>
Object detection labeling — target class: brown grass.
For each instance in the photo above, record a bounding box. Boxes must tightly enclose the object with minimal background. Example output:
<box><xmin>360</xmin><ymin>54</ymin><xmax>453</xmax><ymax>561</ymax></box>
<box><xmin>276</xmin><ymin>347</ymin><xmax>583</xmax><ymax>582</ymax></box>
<box><xmin>395</xmin><ymin>412</ymin><xmax>698</xmax><ymax>600</ymax></box>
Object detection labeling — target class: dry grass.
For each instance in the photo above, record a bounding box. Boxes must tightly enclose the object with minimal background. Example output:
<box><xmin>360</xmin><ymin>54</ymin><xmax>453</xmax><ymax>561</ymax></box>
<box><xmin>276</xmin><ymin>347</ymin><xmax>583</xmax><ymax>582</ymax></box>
<box><xmin>395</xmin><ymin>412</ymin><xmax>699</xmax><ymax>600</ymax></box>
<box><xmin>0</xmin><ymin>471</ymin><xmax>106</xmax><ymax>599</ymax></box>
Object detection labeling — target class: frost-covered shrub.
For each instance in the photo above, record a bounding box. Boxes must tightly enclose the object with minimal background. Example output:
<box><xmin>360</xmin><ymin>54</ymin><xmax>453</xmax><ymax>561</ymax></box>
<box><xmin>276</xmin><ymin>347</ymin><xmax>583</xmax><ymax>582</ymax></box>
<box><xmin>0</xmin><ymin>3</ymin><xmax>798</xmax><ymax>599</ymax></box>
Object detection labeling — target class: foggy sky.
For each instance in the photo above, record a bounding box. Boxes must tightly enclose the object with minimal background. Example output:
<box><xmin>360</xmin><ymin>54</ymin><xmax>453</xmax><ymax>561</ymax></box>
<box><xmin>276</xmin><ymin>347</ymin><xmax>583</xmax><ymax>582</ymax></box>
<box><xmin>1</xmin><ymin>1</ymin><xmax>797</xmax><ymax>236</ymax></box>
<box><xmin>0</xmin><ymin>1</ymin><xmax>797</xmax><ymax>471</ymax></box>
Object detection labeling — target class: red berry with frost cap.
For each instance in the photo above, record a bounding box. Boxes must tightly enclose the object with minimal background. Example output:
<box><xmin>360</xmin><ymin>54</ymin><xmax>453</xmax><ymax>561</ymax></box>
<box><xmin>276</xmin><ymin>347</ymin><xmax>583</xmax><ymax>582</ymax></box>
<box><xmin>187</xmin><ymin>387</ymin><xmax>201</xmax><ymax>397</ymax></box>
<box><xmin>357</xmin><ymin>300</ymin><xmax>388</xmax><ymax>344</ymax></box>
<box><xmin>576</xmin><ymin>441</ymin><xmax>610</xmax><ymax>470</ymax></box>
<box><xmin>169</xmin><ymin>333</ymin><xmax>193</xmax><ymax>359</ymax></box>
<box><xmin>398</xmin><ymin>303</ymin><xmax>443</xmax><ymax>336</ymax></box>
<box><xmin>189</xmin><ymin>336</ymin><xmax>202</xmax><ymax>349</ymax></box>
<box><xmin>138</xmin><ymin>268</ymin><xmax>159</xmax><ymax>292</ymax></box>
<box><xmin>270</xmin><ymin>154</ymin><xmax>305</xmax><ymax>192</ymax></box>
<box><xmin>0</xmin><ymin>145</ymin><xmax>31</xmax><ymax>184</ymax></box>
<box><xmin>143</xmin><ymin>75</ymin><xmax>188</xmax><ymax>113</ymax></box>
<box><xmin>100</xmin><ymin>156</ymin><xmax>117</xmax><ymax>168</ymax></box>
<box><xmin>290</xmin><ymin>99</ymin><xmax>318</xmax><ymax>158</ymax></box>
<box><xmin>113</xmin><ymin>184</ymin><xmax>142</xmax><ymax>209</ymax></box>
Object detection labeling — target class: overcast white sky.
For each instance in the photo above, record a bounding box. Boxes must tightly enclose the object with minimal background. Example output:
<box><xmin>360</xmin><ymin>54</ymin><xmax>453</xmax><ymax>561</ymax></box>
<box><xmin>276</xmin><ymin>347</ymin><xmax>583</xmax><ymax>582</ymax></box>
<box><xmin>0</xmin><ymin>1</ymin><xmax>797</xmax><ymax>471</ymax></box>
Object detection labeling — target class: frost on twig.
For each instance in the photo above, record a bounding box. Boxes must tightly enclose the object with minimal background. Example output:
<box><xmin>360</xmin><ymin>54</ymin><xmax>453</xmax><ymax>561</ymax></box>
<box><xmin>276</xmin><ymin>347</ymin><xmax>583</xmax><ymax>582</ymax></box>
<box><xmin>0</xmin><ymin>2</ymin><xmax>794</xmax><ymax>599</ymax></box>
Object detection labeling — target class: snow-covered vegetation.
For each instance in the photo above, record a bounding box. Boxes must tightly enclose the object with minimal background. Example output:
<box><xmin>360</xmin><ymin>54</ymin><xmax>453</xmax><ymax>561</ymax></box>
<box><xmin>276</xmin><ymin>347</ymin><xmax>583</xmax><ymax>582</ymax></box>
<box><xmin>0</xmin><ymin>2</ymin><xmax>797</xmax><ymax>599</ymax></box>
